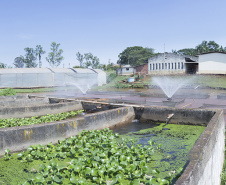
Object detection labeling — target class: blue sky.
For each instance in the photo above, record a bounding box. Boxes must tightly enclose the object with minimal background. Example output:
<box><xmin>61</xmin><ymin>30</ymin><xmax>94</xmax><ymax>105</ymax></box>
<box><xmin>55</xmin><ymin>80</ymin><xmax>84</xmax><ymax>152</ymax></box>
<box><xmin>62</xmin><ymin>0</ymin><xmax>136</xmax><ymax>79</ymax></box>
<box><xmin>1</xmin><ymin>0</ymin><xmax>226</xmax><ymax>68</ymax></box>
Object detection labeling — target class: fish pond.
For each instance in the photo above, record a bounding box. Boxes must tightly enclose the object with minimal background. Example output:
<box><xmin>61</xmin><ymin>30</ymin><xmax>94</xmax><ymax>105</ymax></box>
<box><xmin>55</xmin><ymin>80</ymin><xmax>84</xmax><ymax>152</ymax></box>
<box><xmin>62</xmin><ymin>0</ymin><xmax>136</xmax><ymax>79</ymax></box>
<box><xmin>0</xmin><ymin>123</ymin><xmax>205</xmax><ymax>185</ymax></box>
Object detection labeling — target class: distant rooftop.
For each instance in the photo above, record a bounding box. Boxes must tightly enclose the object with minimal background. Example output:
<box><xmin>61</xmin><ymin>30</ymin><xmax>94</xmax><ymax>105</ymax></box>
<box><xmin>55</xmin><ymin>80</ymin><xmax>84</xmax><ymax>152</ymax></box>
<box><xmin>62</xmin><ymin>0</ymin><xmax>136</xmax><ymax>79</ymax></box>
<box><xmin>197</xmin><ymin>51</ymin><xmax>226</xmax><ymax>56</ymax></box>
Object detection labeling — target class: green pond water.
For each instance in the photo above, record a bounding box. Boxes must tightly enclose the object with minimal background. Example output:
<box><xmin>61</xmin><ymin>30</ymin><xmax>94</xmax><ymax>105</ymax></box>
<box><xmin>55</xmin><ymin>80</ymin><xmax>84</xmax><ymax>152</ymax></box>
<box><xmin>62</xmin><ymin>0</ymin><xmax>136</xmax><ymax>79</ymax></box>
<box><xmin>0</xmin><ymin>123</ymin><xmax>205</xmax><ymax>185</ymax></box>
<box><xmin>113</xmin><ymin>122</ymin><xmax>206</xmax><ymax>184</ymax></box>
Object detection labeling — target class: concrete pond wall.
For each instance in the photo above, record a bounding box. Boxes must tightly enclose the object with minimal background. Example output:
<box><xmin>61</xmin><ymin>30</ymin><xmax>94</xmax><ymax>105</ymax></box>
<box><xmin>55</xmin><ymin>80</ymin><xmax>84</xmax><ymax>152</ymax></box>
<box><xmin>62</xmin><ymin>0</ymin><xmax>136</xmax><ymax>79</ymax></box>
<box><xmin>0</xmin><ymin>106</ymin><xmax>135</xmax><ymax>155</ymax></box>
<box><xmin>0</xmin><ymin>96</ymin><xmax>83</xmax><ymax>119</ymax></box>
<box><xmin>134</xmin><ymin>106</ymin><xmax>225</xmax><ymax>185</ymax></box>
<box><xmin>0</xmin><ymin>98</ymin><xmax>224</xmax><ymax>184</ymax></box>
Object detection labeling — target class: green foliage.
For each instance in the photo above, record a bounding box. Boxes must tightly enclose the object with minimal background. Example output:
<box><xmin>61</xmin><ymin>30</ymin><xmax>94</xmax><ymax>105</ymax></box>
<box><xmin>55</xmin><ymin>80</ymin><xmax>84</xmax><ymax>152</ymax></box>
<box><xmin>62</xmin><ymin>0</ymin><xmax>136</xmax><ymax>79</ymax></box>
<box><xmin>0</xmin><ymin>110</ymin><xmax>84</xmax><ymax>128</ymax></box>
<box><xmin>4</xmin><ymin>129</ymin><xmax>172</xmax><ymax>184</ymax></box>
<box><xmin>24</xmin><ymin>47</ymin><xmax>38</xmax><ymax>68</ymax></box>
<box><xmin>114</xmin><ymin>83</ymin><xmax>130</xmax><ymax>88</ymax></box>
<box><xmin>107</xmin><ymin>72</ymin><xmax>117</xmax><ymax>83</ymax></box>
<box><xmin>76</xmin><ymin>52</ymin><xmax>101</xmax><ymax>69</ymax></box>
<box><xmin>84</xmin><ymin>53</ymin><xmax>100</xmax><ymax>68</ymax></box>
<box><xmin>46</xmin><ymin>42</ymin><xmax>64</xmax><ymax>67</ymax></box>
<box><xmin>0</xmin><ymin>62</ymin><xmax>8</xmax><ymax>68</ymax></box>
<box><xmin>175</xmin><ymin>40</ymin><xmax>226</xmax><ymax>56</ymax></box>
<box><xmin>35</xmin><ymin>45</ymin><xmax>46</xmax><ymax>68</ymax></box>
<box><xmin>76</xmin><ymin>52</ymin><xmax>85</xmax><ymax>67</ymax></box>
<box><xmin>117</xmin><ymin>46</ymin><xmax>154</xmax><ymax>66</ymax></box>
<box><xmin>102</xmin><ymin>61</ymin><xmax>119</xmax><ymax>71</ymax></box>
<box><xmin>0</xmin><ymin>88</ymin><xmax>16</xmax><ymax>96</ymax></box>
<box><xmin>14</xmin><ymin>56</ymin><xmax>25</xmax><ymax>68</ymax></box>
<box><xmin>132</xmin><ymin>84</ymin><xmax>145</xmax><ymax>88</ymax></box>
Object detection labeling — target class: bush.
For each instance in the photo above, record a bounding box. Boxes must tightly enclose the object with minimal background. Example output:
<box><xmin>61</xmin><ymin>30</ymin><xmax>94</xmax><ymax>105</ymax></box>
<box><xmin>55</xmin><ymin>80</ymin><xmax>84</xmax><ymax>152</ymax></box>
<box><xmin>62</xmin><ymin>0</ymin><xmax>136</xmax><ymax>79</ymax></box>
<box><xmin>107</xmin><ymin>73</ymin><xmax>117</xmax><ymax>83</ymax></box>
<box><xmin>0</xmin><ymin>88</ymin><xmax>16</xmax><ymax>96</ymax></box>
<box><xmin>114</xmin><ymin>83</ymin><xmax>130</xmax><ymax>88</ymax></box>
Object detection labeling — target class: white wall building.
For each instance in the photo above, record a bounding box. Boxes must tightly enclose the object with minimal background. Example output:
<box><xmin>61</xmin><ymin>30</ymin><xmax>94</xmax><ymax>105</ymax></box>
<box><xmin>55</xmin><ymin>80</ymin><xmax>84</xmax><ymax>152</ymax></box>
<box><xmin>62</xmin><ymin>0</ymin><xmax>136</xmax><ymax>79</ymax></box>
<box><xmin>197</xmin><ymin>52</ymin><xmax>226</xmax><ymax>74</ymax></box>
<box><xmin>116</xmin><ymin>65</ymin><xmax>135</xmax><ymax>75</ymax></box>
<box><xmin>148</xmin><ymin>53</ymin><xmax>197</xmax><ymax>74</ymax></box>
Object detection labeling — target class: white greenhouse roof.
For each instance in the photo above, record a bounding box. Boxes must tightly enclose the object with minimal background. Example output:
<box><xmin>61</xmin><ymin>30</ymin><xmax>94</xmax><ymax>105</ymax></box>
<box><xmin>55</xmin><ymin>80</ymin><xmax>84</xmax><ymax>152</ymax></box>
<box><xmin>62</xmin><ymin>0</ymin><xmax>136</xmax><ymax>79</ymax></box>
<box><xmin>0</xmin><ymin>68</ymin><xmax>52</xmax><ymax>74</ymax></box>
<box><xmin>0</xmin><ymin>68</ymin><xmax>99</xmax><ymax>74</ymax></box>
<box><xmin>72</xmin><ymin>68</ymin><xmax>96</xmax><ymax>73</ymax></box>
<box><xmin>92</xmin><ymin>69</ymin><xmax>105</xmax><ymax>74</ymax></box>
<box><xmin>49</xmin><ymin>68</ymin><xmax>75</xmax><ymax>73</ymax></box>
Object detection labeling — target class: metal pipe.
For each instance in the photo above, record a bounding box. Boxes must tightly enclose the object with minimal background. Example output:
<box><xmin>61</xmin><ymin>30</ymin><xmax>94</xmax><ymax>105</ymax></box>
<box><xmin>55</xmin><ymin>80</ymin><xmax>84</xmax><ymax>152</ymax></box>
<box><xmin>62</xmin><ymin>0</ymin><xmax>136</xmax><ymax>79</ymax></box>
<box><xmin>166</xmin><ymin>113</ymin><xmax>174</xmax><ymax>124</ymax></box>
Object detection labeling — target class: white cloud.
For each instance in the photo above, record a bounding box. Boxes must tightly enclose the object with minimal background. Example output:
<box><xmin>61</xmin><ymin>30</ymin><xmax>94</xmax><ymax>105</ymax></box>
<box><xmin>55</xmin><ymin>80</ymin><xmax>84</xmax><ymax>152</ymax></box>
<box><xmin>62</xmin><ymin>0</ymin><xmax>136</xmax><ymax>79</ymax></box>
<box><xmin>18</xmin><ymin>34</ymin><xmax>34</xmax><ymax>39</ymax></box>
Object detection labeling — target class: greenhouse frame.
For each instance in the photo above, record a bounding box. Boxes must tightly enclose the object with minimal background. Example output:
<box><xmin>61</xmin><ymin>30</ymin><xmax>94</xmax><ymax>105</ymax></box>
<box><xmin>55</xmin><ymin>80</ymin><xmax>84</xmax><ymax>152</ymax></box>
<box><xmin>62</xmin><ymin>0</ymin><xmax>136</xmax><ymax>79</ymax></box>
<box><xmin>0</xmin><ymin>68</ymin><xmax>106</xmax><ymax>88</ymax></box>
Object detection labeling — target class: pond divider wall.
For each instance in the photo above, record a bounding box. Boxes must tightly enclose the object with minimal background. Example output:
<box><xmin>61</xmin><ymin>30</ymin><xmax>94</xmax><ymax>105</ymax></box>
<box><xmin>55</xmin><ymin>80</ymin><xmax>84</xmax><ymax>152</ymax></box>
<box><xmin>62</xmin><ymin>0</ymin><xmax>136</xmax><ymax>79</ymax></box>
<box><xmin>134</xmin><ymin>106</ymin><xmax>215</xmax><ymax>126</ymax></box>
<box><xmin>0</xmin><ymin>100</ymin><xmax>83</xmax><ymax>119</ymax></box>
<box><xmin>134</xmin><ymin>106</ymin><xmax>225</xmax><ymax>185</ymax></box>
<box><xmin>0</xmin><ymin>106</ymin><xmax>135</xmax><ymax>156</ymax></box>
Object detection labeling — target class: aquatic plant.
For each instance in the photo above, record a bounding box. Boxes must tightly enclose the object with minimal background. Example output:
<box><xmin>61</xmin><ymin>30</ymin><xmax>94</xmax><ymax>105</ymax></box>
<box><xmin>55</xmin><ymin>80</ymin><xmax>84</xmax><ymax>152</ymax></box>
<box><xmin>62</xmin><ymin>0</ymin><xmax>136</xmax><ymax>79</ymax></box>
<box><xmin>0</xmin><ymin>110</ymin><xmax>84</xmax><ymax>128</ymax></box>
<box><xmin>3</xmin><ymin>129</ymin><xmax>173</xmax><ymax>184</ymax></box>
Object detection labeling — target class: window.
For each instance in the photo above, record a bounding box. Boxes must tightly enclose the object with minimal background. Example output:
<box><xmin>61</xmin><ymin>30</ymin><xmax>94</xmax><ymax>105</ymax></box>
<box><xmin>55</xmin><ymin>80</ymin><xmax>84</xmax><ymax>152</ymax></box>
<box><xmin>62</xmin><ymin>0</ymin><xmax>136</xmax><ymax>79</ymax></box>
<box><xmin>168</xmin><ymin>63</ymin><xmax>170</xmax><ymax>69</ymax></box>
<box><xmin>172</xmin><ymin>63</ymin><xmax>173</xmax><ymax>69</ymax></box>
<box><xmin>150</xmin><ymin>64</ymin><xmax>152</xmax><ymax>70</ymax></box>
<box><xmin>159</xmin><ymin>63</ymin><xmax>161</xmax><ymax>70</ymax></box>
<box><xmin>162</xmin><ymin>63</ymin><xmax>164</xmax><ymax>69</ymax></box>
<box><xmin>153</xmin><ymin>64</ymin><xmax>155</xmax><ymax>70</ymax></box>
<box><xmin>181</xmin><ymin>62</ymin><xmax>184</xmax><ymax>69</ymax></box>
<box><xmin>156</xmin><ymin>63</ymin><xmax>158</xmax><ymax>70</ymax></box>
<box><xmin>175</xmin><ymin>63</ymin><xmax>177</xmax><ymax>69</ymax></box>
<box><xmin>178</xmin><ymin>62</ymin><xmax>180</xmax><ymax>69</ymax></box>
<box><xmin>165</xmin><ymin>63</ymin><xmax>167</xmax><ymax>69</ymax></box>
<box><xmin>126</xmin><ymin>68</ymin><xmax>129</xmax><ymax>71</ymax></box>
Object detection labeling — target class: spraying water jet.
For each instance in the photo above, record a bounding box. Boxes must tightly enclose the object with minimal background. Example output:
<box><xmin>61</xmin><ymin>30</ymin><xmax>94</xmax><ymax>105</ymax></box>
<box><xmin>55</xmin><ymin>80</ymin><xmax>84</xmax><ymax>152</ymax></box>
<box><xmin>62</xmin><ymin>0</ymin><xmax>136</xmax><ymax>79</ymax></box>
<box><xmin>153</xmin><ymin>76</ymin><xmax>193</xmax><ymax>101</ymax></box>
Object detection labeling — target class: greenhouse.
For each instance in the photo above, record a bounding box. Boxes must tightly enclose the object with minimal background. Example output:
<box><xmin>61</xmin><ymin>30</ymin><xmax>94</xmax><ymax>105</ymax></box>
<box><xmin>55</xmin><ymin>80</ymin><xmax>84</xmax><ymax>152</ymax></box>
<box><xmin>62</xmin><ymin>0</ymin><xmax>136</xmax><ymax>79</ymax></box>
<box><xmin>0</xmin><ymin>68</ymin><xmax>106</xmax><ymax>88</ymax></box>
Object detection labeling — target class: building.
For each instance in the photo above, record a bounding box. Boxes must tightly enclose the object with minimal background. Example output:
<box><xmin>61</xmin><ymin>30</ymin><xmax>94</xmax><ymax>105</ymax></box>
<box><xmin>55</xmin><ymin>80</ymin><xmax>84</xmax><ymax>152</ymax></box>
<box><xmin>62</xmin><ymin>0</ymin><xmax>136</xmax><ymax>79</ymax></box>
<box><xmin>116</xmin><ymin>65</ymin><xmax>135</xmax><ymax>75</ymax></box>
<box><xmin>148</xmin><ymin>53</ymin><xmax>198</xmax><ymax>74</ymax></box>
<box><xmin>196</xmin><ymin>52</ymin><xmax>226</xmax><ymax>74</ymax></box>
<box><xmin>135</xmin><ymin>63</ymin><xmax>148</xmax><ymax>75</ymax></box>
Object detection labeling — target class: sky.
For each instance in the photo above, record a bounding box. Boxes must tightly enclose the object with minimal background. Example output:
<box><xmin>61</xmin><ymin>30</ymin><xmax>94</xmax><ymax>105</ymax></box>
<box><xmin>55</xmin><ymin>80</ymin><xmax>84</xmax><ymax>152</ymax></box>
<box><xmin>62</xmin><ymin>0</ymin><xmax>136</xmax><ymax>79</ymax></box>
<box><xmin>1</xmin><ymin>0</ymin><xmax>226</xmax><ymax>68</ymax></box>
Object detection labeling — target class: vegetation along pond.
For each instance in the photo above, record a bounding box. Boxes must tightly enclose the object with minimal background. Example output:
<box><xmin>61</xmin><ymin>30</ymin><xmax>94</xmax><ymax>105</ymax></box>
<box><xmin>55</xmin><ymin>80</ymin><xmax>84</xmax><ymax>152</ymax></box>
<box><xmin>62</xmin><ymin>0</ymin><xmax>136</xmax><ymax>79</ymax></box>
<box><xmin>0</xmin><ymin>123</ymin><xmax>205</xmax><ymax>185</ymax></box>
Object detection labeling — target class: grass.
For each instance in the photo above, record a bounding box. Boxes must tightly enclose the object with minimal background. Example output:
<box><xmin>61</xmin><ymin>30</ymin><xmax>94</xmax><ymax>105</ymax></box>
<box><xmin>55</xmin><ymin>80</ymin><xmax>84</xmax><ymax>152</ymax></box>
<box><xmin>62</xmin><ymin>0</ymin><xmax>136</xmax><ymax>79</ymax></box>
<box><xmin>193</xmin><ymin>75</ymin><xmax>226</xmax><ymax>88</ymax></box>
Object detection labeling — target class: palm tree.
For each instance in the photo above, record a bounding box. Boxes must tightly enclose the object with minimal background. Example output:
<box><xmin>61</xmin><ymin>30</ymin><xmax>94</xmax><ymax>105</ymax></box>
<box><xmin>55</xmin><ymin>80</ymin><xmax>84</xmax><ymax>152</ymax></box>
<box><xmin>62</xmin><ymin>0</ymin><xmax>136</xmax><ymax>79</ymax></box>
<box><xmin>35</xmin><ymin>45</ymin><xmax>46</xmax><ymax>68</ymax></box>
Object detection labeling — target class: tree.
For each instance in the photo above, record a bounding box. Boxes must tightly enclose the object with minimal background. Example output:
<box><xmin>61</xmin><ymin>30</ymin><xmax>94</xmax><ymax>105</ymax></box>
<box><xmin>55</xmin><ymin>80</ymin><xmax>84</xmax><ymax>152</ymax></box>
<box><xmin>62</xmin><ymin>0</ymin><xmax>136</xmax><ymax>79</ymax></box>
<box><xmin>84</xmin><ymin>53</ymin><xmax>100</xmax><ymax>68</ymax></box>
<box><xmin>35</xmin><ymin>45</ymin><xmax>46</xmax><ymax>68</ymax></box>
<box><xmin>76</xmin><ymin>52</ymin><xmax>85</xmax><ymax>67</ymax></box>
<box><xmin>23</xmin><ymin>47</ymin><xmax>37</xmax><ymax>68</ymax></box>
<box><xmin>174</xmin><ymin>40</ymin><xmax>226</xmax><ymax>56</ymax></box>
<box><xmin>76</xmin><ymin>52</ymin><xmax>100</xmax><ymax>68</ymax></box>
<box><xmin>117</xmin><ymin>46</ymin><xmax>155</xmax><ymax>66</ymax></box>
<box><xmin>0</xmin><ymin>63</ymin><xmax>7</xmax><ymax>68</ymax></box>
<box><xmin>14</xmin><ymin>56</ymin><xmax>25</xmax><ymax>68</ymax></box>
<box><xmin>176</xmin><ymin>48</ymin><xmax>197</xmax><ymax>56</ymax></box>
<box><xmin>46</xmin><ymin>42</ymin><xmax>64</xmax><ymax>67</ymax></box>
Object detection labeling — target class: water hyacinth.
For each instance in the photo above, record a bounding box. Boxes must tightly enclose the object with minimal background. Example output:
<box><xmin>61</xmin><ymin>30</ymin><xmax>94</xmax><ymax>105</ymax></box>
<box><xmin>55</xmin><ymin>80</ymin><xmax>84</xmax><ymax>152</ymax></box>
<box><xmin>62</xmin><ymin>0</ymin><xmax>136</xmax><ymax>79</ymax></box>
<box><xmin>4</xmin><ymin>128</ymin><xmax>176</xmax><ymax>184</ymax></box>
<box><xmin>0</xmin><ymin>110</ymin><xmax>84</xmax><ymax>128</ymax></box>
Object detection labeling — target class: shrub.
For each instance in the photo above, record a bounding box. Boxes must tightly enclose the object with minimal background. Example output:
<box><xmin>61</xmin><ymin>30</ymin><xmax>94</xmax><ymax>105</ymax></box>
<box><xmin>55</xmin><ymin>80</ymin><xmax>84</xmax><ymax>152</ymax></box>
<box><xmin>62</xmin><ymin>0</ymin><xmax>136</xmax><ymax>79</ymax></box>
<box><xmin>0</xmin><ymin>88</ymin><xmax>16</xmax><ymax>96</ymax></box>
<box><xmin>107</xmin><ymin>73</ymin><xmax>117</xmax><ymax>83</ymax></box>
